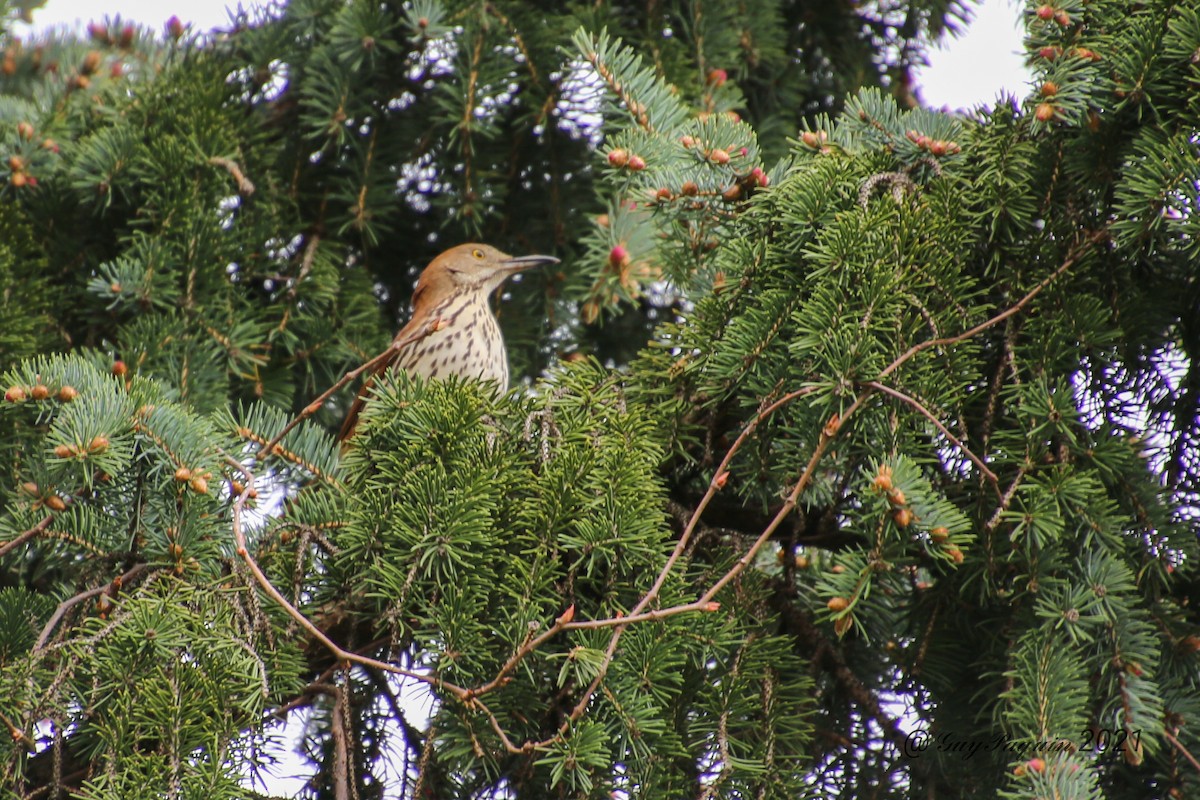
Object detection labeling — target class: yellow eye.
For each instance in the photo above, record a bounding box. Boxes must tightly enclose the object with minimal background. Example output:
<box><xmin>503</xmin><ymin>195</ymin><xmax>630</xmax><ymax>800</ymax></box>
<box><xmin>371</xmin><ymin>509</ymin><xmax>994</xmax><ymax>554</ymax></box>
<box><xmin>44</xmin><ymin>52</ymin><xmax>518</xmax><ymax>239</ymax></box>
<box><xmin>472</xmin><ymin>248</ymin><xmax>484</xmax><ymax>259</ymax></box>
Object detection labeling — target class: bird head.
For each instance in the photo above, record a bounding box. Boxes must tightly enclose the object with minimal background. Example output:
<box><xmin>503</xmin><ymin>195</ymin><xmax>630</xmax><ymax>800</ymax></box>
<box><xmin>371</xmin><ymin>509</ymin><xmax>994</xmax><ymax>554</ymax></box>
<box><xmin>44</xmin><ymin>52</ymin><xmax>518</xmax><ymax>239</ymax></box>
<box><xmin>427</xmin><ymin>243</ymin><xmax>559</xmax><ymax>296</ymax></box>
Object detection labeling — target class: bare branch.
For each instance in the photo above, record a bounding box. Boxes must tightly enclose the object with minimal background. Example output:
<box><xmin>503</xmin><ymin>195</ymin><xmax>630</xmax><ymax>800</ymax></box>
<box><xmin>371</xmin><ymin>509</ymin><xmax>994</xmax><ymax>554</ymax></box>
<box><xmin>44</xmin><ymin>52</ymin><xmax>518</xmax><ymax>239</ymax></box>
<box><xmin>209</xmin><ymin>156</ymin><xmax>256</xmax><ymax>196</ymax></box>
<box><xmin>34</xmin><ymin>562</ymin><xmax>155</xmax><ymax>651</ymax></box>
<box><xmin>860</xmin><ymin>380</ymin><xmax>1001</xmax><ymax>491</ymax></box>
<box><xmin>879</xmin><ymin>233</ymin><xmax>1101</xmax><ymax>380</ymax></box>
<box><xmin>0</xmin><ymin>514</ymin><xmax>54</xmax><ymax>559</ymax></box>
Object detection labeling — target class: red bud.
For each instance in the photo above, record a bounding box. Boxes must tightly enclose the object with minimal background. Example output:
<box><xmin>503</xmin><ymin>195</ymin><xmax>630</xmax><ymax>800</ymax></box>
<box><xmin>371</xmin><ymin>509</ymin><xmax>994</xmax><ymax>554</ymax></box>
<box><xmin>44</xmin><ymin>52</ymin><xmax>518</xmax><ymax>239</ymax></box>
<box><xmin>606</xmin><ymin>148</ymin><xmax>629</xmax><ymax>168</ymax></box>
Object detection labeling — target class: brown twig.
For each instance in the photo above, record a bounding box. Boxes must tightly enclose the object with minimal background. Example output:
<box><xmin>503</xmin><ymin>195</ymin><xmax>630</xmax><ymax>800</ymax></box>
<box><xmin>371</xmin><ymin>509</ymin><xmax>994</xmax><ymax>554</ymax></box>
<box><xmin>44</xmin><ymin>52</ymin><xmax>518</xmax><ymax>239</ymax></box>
<box><xmin>1164</xmin><ymin>729</ymin><xmax>1200</xmax><ymax>775</ymax></box>
<box><xmin>256</xmin><ymin>319</ymin><xmax>442</xmax><ymax>460</ymax></box>
<box><xmin>0</xmin><ymin>514</ymin><xmax>54</xmax><ymax>558</ymax></box>
<box><xmin>645</xmin><ymin>388</ymin><xmax>821</xmax><ymax>612</ymax></box>
<box><xmin>879</xmin><ymin>235</ymin><xmax>1099</xmax><ymax>381</ymax></box>
<box><xmin>0</xmin><ymin>709</ymin><xmax>36</xmax><ymax>751</ymax></box>
<box><xmin>224</xmin><ymin>457</ymin><xmax>475</xmax><ymax>703</ymax></box>
<box><xmin>34</xmin><ymin>562</ymin><xmax>154</xmax><ymax>650</ymax></box>
<box><xmin>286</xmin><ymin>233</ymin><xmax>321</xmax><ymax>302</ymax></box>
<box><xmin>529</xmin><ymin>393</ymin><xmax>863</xmax><ymax>751</ymax></box>
<box><xmin>331</xmin><ymin>673</ymin><xmax>352</xmax><ymax>800</ymax></box>
<box><xmin>209</xmin><ymin>156</ymin><xmax>256</xmax><ymax>196</ymax></box>
<box><xmin>860</xmin><ymin>380</ymin><xmax>1001</xmax><ymax>491</ymax></box>
<box><xmin>984</xmin><ymin>464</ymin><xmax>1028</xmax><ymax>535</ymax></box>
<box><xmin>700</xmin><ymin>395</ymin><xmax>869</xmax><ymax>604</ymax></box>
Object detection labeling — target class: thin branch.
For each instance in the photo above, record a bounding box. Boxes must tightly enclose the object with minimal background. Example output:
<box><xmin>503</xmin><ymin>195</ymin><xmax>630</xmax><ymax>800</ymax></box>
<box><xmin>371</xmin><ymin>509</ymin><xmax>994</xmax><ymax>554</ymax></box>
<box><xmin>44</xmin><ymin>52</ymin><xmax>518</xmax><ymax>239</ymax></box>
<box><xmin>532</xmin><ymin>394</ymin><xmax>865</xmax><ymax>751</ymax></box>
<box><xmin>860</xmin><ymin>380</ymin><xmax>1001</xmax><ymax>491</ymax></box>
<box><xmin>256</xmin><ymin>318</ymin><xmax>442</xmax><ymax>460</ymax></box>
<box><xmin>331</xmin><ymin>675</ymin><xmax>351</xmax><ymax>800</ymax></box>
<box><xmin>0</xmin><ymin>709</ymin><xmax>36</xmax><ymax>751</ymax></box>
<box><xmin>1165</xmin><ymin>729</ymin><xmax>1200</xmax><ymax>775</ymax></box>
<box><xmin>208</xmin><ymin>156</ymin><xmax>256</xmax><ymax>196</ymax></box>
<box><xmin>701</xmin><ymin>395</ymin><xmax>869</xmax><ymax>604</ymax></box>
<box><xmin>34</xmin><ymin>562</ymin><xmax>154</xmax><ymax>650</ymax></box>
<box><xmin>286</xmin><ymin>233</ymin><xmax>321</xmax><ymax>302</ymax></box>
<box><xmin>879</xmin><ymin>234</ymin><xmax>1100</xmax><ymax>380</ymax></box>
<box><xmin>224</xmin><ymin>457</ymin><xmax>474</xmax><ymax>703</ymax></box>
<box><xmin>984</xmin><ymin>464</ymin><xmax>1028</xmax><ymax>535</ymax></box>
<box><xmin>464</xmin><ymin>388</ymin><xmax>819</xmax><ymax>708</ymax></box>
<box><xmin>644</xmin><ymin>387</ymin><xmax>821</xmax><ymax>613</ymax></box>
<box><xmin>0</xmin><ymin>514</ymin><xmax>54</xmax><ymax>558</ymax></box>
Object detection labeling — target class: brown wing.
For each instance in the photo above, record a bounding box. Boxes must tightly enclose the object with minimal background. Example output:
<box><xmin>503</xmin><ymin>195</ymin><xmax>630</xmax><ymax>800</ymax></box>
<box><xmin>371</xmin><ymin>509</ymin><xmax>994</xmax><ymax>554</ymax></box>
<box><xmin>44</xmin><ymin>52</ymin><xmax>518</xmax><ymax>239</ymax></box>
<box><xmin>338</xmin><ymin>257</ymin><xmax>449</xmax><ymax>443</ymax></box>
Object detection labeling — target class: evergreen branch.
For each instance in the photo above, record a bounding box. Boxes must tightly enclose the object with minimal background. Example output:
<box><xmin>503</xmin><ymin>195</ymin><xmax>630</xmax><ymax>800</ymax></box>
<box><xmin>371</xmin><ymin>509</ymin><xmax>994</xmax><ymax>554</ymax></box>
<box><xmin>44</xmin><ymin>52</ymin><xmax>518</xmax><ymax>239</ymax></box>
<box><xmin>700</xmin><ymin>396</ymin><xmax>869</xmax><ymax>603</ymax></box>
<box><xmin>0</xmin><ymin>514</ymin><xmax>54</xmax><ymax>558</ymax></box>
<box><xmin>529</xmin><ymin>391</ymin><xmax>856</xmax><ymax>753</ymax></box>
<box><xmin>236</xmin><ymin>428</ymin><xmax>339</xmax><ymax>487</ymax></box>
<box><xmin>767</xmin><ymin>586</ymin><xmax>913</xmax><ymax>757</ymax></box>
<box><xmin>985</xmin><ymin>464</ymin><xmax>1028</xmax><ymax>536</ymax></box>
<box><xmin>352</xmin><ymin>127</ymin><xmax>379</xmax><ymax>234</ymax></box>
<box><xmin>413</xmin><ymin>721</ymin><xmax>439</xmax><ymax>798</ymax></box>
<box><xmin>224</xmin><ymin>458</ymin><xmax>481</xmax><ymax>708</ymax></box>
<box><xmin>208</xmin><ymin>156</ymin><xmax>256</xmax><ymax>196</ymax></box>
<box><xmin>41</xmin><ymin>529</ymin><xmax>107</xmax><ymax>557</ymax></box>
<box><xmin>451</xmin><ymin>387</ymin><xmax>829</xmax><ymax>754</ymax></box>
<box><xmin>650</xmin><ymin>387</ymin><xmax>821</xmax><ymax>609</ymax></box>
<box><xmin>879</xmin><ymin>231</ymin><xmax>1105</xmax><ymax>380</ymax></box>
<box><xmin>459</xmin><ymin>29</ymin><xmax>483</xmax><ymax>212</ymax></box>
<box><xmin>860</xmin><ymin>380</ymin><xmax>1001</xmax><ymax>491</ymax></box>
<box><xmin>980</xmin><ymin>319</ymin><xmax>1018</xmax><ymax>453</ymax></box>
<box><xmin>573</xmin><ymin>28</ymin><xmax>689</xmax><ymax>133</ymax></box>
<box><xmin>33</xmin><ymin>562</ymin><xmax>155</xmax><ymax>651</ymax></box>
<box><xmin>698</xmin><ymin>634</ymin><xmax>751</xmax><ymax>800</ymax></box>
<box><xmin>485</xmin><ymin>4</ymin><xmax>543</xmax><ymax>88</ymax></box>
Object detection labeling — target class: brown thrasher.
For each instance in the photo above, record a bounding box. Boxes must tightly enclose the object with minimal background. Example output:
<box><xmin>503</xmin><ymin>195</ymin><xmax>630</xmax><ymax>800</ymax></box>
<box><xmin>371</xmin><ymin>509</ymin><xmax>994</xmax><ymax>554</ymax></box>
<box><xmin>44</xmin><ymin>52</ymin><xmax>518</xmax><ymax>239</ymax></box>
<box><xmin>338</xmin><ymin>243</ymin><xmax>558</xmax><ymax>441</ymax></box>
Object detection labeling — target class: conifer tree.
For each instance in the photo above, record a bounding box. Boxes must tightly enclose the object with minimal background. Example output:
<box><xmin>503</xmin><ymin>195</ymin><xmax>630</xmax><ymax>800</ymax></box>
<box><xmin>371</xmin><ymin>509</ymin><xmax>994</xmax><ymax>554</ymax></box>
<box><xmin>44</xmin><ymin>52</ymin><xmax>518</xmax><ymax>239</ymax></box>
<box><xmin>1</xmin><ymin>2</ymin><xmax>1199</xmax><ymax>800</ymax></box>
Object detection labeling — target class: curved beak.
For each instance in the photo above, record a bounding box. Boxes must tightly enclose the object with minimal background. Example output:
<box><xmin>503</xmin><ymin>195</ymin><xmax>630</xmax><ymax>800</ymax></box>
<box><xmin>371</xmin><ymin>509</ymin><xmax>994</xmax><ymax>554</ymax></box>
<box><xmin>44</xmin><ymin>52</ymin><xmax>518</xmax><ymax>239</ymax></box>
<box><xmin>500</xmin><ymin>254</ymin><xmax>559</xmax><ymax>272</ymax></box>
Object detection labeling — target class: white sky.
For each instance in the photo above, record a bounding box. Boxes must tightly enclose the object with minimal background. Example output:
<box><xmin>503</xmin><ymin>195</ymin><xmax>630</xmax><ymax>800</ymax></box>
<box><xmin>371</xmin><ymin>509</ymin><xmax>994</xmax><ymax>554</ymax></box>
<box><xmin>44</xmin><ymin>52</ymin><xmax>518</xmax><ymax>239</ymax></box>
<box><xmin>11</xmin><ymin>0</ymin><xmax>1031</xmax><ymax>793</ymax></box>
<box><xmin>16</xmin><ymin>0</ymin><xmax>1033</xmax><ymax>109</ymax></box>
